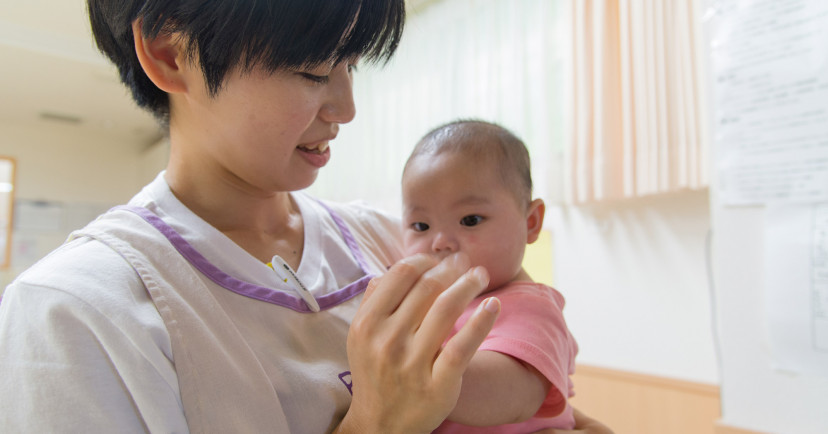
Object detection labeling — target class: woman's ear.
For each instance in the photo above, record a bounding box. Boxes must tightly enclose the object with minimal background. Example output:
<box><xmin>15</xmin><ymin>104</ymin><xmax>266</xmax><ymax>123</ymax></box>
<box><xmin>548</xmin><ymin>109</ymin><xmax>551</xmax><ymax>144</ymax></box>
<box><xmin>132</xmin><ymin>20</ymin><xmax>188</xmax><ymax>94</ymax></box>
<box><xmin>525</xmin><ymin>198</ymin><xmax>545</xmax><ymax>244</ymax></box>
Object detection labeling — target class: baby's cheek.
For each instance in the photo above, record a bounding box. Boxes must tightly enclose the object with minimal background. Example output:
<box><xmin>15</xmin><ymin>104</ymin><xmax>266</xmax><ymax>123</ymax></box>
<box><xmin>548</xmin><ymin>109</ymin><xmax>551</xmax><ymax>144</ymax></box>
<box><xmin>402</xmin><ymin>237</ymin><xmax>427</xmax><ymax>256</ymax></box>
<box><xmin>472</xmin><ymin>243</ymin><xmax>505</xmax><ymax>272</ymax></box>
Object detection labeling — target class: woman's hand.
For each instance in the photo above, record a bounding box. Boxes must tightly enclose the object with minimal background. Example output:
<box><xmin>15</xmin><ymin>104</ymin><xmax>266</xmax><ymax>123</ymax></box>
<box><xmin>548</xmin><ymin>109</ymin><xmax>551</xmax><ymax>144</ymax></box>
<box><xmin>531</xmin><ymin>408</ymin><xmax>615</xmax><ymax>434</ymax></box>
<box><xmin>336</xmin><ymin>253</ymin><xmax>500</xmax><ymax>434</ymax></box>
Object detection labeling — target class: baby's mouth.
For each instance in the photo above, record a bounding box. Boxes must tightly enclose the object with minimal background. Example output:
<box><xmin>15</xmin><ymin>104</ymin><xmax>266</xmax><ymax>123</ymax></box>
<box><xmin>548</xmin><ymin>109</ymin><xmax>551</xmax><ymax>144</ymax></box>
<box><xmin>298</xmin><ymin>142</ymin><xmax>330</xmax><ymax>154</ymax></box>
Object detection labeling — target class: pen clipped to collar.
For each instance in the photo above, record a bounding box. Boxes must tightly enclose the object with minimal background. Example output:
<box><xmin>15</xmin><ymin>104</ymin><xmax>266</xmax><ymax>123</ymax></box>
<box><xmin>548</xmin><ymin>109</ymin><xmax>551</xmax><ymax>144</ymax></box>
<box><xmin>270</xmin><ymin>255</ymin><xmax>321</xmax><ymax>312</ymax></box>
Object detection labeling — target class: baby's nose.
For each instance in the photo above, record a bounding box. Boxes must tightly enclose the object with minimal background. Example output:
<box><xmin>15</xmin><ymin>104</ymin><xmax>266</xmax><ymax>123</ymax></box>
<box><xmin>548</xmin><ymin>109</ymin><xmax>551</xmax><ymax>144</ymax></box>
<box><xmin>431</xmin><ymin>232</ymin><xmax>459</xmax><ymax>254</ymax></box>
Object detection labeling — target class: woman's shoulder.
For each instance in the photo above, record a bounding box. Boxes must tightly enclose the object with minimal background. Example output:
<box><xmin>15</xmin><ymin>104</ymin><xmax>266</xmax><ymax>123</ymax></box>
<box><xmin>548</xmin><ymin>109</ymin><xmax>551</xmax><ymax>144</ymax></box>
<box><xmin>301</xmin><ymin>195</ymin><xmax>404</xmax><ymax>271</ymax></box>
<box><xmin>299</xmin><ymin>194</ymin><xmax>398</xmax><ymax>223</ymax></box>
<box><xmin>3</xmin><ymin>234</ymin><xmax>171</xmax><ymax>358</ymax></box>
<box><xmin>0</xmin><ymin>236</ymin><xmax>178</xmax><ymax>431</ymax></box>
<box><xmin>6</xmin><ymin>236</ymin><xmax>149</xmax><ymax>315</ymax></box>
<box><xmin>296</xmin><ymin>194</ymin><xmax>400</xmax><ymax>237</ymax></box>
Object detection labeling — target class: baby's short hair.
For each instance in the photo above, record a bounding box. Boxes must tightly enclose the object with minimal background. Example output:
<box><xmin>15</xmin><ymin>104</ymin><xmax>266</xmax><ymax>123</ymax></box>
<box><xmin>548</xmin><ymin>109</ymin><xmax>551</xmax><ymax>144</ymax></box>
<box><xmin>88</xmin><ymin>0</ymin><xmax>406</xmax><ymax>123</ymax></box>
<box><xmin>405</xmin><ymin>120</ymin><xmax>533</xmax><ymax>208</ymax></box>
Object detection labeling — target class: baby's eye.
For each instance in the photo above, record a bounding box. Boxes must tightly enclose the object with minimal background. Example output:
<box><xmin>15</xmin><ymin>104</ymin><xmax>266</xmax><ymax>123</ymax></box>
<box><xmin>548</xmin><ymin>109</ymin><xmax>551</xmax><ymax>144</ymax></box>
<box><xmin>460</xmin><ymin>215</ymin><xmax>484</xmax><ymax>227</ymax></box>
<box><xmin>411</xmin><ymin>222</ymin><xmax>430</xmax><ymax>232</ymax></box>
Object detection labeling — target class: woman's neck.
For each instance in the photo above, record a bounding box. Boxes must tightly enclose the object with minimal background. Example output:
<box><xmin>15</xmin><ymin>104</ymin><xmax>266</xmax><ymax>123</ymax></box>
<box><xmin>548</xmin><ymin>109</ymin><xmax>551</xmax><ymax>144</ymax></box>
<box><xmin>164</xmin><ymin>164</ymin><xmax>306</xmax><ymax>269</ymax></box>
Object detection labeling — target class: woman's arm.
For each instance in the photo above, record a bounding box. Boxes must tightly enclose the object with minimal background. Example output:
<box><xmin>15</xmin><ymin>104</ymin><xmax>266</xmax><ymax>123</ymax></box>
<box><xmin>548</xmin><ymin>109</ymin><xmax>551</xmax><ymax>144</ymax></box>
<box><xmin>448</xmin><ymin>351</ymin><xmax>551</xmax><ymax>425</ymax></box>
<box><xmin>335</xmin><ymin>253</ymin><xmax>500</xmax><ymax>434</ymax></box>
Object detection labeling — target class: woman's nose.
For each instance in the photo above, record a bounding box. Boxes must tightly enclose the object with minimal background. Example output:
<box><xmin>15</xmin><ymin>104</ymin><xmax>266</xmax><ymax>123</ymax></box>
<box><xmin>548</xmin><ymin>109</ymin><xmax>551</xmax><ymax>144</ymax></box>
<box><xmin>319</xmin><ymin>63</ymin><xmax>356</xmax><ymax>124</ymax></box>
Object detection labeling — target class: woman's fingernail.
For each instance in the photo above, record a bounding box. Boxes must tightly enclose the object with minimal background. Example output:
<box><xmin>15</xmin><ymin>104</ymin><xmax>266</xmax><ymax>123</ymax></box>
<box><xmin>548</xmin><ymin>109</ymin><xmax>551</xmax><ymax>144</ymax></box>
<box><xmin>482</xmin><ymin>297</ymin><xmax>500</xmax><ymax>313</ymax></box>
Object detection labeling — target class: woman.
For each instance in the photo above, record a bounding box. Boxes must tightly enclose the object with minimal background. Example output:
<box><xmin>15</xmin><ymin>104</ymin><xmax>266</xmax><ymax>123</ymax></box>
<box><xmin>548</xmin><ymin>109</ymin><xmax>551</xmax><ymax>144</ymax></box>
<box><xmin>0</xmin><ymin>1</ymin><xmax>610</xmax><ymax>432</ymax></box>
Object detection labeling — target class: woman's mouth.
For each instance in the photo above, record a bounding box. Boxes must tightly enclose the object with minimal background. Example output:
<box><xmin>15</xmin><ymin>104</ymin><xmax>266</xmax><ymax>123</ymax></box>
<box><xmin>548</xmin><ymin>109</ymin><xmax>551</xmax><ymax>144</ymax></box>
<box><xmin>297</xmin><ymin>141</ymin><xmax>332</xmax><ymax>168</ymax></box>
<box><xmin>298</xmin><ymin>141</ymin><xmax>330</xmax><ymax>154</ymax></box>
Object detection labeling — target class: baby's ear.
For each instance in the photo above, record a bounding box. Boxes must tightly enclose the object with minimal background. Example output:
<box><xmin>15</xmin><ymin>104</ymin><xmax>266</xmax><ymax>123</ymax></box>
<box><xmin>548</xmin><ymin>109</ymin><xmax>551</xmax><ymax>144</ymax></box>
<box><xmin>525</xmin><ymin>198</ymin><xmax>545</xmax><ymax>244</ymax></box>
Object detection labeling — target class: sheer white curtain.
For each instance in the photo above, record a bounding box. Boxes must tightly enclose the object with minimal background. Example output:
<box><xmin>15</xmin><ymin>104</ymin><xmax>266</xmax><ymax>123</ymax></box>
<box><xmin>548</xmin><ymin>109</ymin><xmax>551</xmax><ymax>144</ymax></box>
<box><xmin>307</xmin><ymin>0</ymin><xmax>711</xmax><ymax>210</ymax></box>
<box><xmin>567</xmin><ymin>0</ymin><xmax>710</xmax><ymax>203</ymax></box>
<box><xmin>306</xmin><ymin>0</ymin><xmax>569</xmax><ymax>213</ymax></box>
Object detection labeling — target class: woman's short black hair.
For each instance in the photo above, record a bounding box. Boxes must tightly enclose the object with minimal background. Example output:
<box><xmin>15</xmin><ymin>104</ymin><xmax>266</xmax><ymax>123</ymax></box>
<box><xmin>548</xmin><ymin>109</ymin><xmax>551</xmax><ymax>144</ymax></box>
<box><xmin>87</xmin><ymin>0</ymin><xmax>406</xmax><ymax>122</ymax></box>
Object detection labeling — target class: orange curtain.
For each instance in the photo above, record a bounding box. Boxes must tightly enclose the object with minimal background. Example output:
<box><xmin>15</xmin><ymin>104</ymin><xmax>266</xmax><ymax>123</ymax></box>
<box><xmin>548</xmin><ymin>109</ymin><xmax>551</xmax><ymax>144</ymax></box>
<box><xmin>567</xmin><ymin>0</ymin><xmax>710</xmax><ymax>203</ymax></box>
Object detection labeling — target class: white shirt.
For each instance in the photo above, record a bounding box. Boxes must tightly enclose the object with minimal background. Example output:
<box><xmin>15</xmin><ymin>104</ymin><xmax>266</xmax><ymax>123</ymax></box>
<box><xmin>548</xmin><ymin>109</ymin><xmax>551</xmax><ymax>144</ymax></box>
<box><xmin>0</xmin><ymin>172</ymin><xmax>403</xmax><ymax>433</ymax></box>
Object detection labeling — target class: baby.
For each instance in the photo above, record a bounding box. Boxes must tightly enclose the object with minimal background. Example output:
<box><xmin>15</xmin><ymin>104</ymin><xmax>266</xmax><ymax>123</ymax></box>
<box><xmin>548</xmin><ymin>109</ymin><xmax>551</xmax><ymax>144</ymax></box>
<box><xmin>401</xmin><ymin>120</ymin><xmax>579</xmax><ymax>433</ymax></box>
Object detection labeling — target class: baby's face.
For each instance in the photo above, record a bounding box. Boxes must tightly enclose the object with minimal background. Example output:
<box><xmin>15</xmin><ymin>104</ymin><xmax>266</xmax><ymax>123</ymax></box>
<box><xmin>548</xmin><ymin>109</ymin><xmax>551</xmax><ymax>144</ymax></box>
<box><xmin>401</xmin><ymin>152</ymin><xmax>529</xmax><ymax>292</ymax></box>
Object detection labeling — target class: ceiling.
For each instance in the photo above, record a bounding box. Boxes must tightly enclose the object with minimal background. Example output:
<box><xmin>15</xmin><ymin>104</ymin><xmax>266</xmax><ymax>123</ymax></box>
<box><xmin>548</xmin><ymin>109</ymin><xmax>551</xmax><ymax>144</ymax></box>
<box><xmin>0</xmin><ymin>1</ymin><xmax>163</xmax><ymax>150</ymax></box>
<box><xmin>0</xmin><ymin>1</ymin><xmax>436</xmax><ymax>151</ymax></box>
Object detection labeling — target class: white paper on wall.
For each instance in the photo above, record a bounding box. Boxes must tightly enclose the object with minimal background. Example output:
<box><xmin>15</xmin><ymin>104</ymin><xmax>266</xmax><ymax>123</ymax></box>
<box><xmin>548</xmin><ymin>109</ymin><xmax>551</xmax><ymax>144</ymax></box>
<box><xmin>710</xmin><ymin>0</ymin><xmax>828</xmax><ymax>205</ymax></box>
<box><xmin>764</xmin><ymin>202</ymin><xmax>828</xmax><ymax>377</ymax></box>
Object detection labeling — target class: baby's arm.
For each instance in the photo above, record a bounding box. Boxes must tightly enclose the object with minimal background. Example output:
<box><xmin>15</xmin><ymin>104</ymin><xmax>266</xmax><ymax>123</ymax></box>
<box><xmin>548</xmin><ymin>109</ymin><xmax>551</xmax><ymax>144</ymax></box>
<box><xmin>447</xmin><ymin>349</ymin><xmax>554</xmax><ymax>426</ymax></box>
<box><xmin>531</xmin><ymin>408</ymin><xmax>615</xmax><ymax>434</ymax></box>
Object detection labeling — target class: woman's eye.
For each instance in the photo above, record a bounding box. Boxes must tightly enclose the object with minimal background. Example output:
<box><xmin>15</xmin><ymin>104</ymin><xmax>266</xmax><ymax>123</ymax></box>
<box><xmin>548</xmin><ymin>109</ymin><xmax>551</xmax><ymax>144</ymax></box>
<box><xmin>460</xmin><ymin>215</ymin><xmax>484</xmax><ymax>227</ymax></box>
<box><xmin>411</xmin><ymin>222</ymin><xmax>429</xmax><ymax>232</ymax></box>
<box><xmin>300</xmin><ymin>73</ymin><xmax>330</xmax><ymax>84</ymax></box>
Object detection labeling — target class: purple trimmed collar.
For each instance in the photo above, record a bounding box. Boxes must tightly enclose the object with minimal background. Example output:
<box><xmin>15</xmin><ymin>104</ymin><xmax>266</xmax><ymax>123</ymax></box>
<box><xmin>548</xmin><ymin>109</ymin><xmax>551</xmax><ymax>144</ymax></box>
<box><xmin>114</xmin><ymin>204</ymin><xmax>374</xmax><ymax>313</ymax></box>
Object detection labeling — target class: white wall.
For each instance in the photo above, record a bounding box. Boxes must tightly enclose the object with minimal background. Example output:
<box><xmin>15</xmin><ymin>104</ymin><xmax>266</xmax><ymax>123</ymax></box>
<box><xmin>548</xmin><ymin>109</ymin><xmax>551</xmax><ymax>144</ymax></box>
<box><xmin>0</xmin><ymin>122</ymin><xmax>144</xmax><ymax>203</ymax></box>
<box><xmin>701</xmin><ymin>0</ymin><xmax>828</xmax><ymax>430</ymax></box>
<box><xmin>549</xmin><ymin>191</ymin><xmax>718</xmax><ymax>384</ymax></box>
<box><xmin>710</xmin><ymin>158</ymin><xmax>828</xmax><ymax>434</ymax></box>
<box><xmin>0</xmin><ymin>120</ymin><xmax>167</xmax><ymax>287</ymax></box>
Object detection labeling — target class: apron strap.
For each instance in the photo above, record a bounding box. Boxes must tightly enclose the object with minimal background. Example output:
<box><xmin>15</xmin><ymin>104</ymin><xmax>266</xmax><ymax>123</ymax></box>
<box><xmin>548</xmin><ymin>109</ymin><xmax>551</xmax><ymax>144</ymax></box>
<box><xmin>74</xmin><ymin>209</ymin><xmax>292</xmax><ymax>434</ymax></box>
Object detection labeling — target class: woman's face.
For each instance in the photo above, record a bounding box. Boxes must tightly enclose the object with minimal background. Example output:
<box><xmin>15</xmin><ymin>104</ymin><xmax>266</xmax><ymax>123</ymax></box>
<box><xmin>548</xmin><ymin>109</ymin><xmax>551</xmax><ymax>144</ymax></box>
<box><xmin>171</xmin><ymin>59</ymin><xmax>357</xmax><ymax>194</ymax></box>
